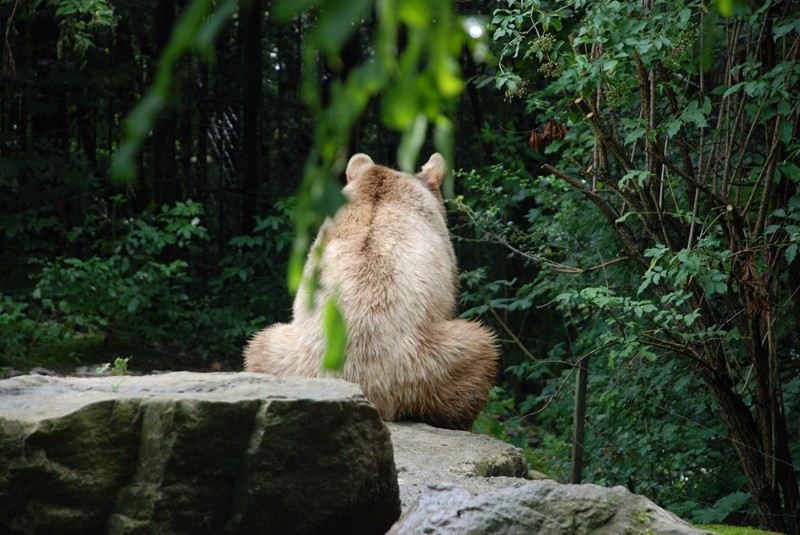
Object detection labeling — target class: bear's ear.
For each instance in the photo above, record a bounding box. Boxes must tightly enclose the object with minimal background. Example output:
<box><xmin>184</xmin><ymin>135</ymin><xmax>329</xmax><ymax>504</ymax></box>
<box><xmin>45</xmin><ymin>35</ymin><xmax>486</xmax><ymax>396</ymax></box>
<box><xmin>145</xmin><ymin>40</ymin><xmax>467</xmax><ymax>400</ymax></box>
<box><xmin>417</xmin><ymin>153</ymin><xmax>446</xmax><ymax>189</ymax></box>
<box><xmin>346</xmin><ymin>153</ymin><xmax>374</xmax><ymax>182</ymax></box>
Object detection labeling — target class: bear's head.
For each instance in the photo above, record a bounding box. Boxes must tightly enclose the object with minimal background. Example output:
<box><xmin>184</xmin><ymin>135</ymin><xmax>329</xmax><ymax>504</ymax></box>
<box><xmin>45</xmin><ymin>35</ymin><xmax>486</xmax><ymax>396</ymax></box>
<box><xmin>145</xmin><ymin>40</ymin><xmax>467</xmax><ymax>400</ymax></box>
<box><xmin>343</xmin><ymin>153</ymin><xmax>447</xmax><ymax>214</ymax></box>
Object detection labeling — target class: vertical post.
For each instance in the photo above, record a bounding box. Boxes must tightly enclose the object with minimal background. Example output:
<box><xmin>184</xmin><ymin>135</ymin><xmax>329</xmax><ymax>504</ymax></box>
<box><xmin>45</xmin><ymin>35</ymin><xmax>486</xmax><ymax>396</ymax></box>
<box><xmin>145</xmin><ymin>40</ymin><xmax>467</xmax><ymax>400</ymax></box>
<box><xmin>570</xmin><ymin>354</ymin><xmax>589</xmax><ymax>484</ymax></box>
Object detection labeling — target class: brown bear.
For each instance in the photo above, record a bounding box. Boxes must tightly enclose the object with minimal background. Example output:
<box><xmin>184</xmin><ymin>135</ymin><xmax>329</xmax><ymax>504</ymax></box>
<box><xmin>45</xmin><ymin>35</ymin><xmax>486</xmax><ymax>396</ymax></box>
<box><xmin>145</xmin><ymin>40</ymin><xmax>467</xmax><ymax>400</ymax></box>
<box><xmin>244</xmin><ymin>153</ymin><xmax>497</xmax><ymax>430</ymax></box>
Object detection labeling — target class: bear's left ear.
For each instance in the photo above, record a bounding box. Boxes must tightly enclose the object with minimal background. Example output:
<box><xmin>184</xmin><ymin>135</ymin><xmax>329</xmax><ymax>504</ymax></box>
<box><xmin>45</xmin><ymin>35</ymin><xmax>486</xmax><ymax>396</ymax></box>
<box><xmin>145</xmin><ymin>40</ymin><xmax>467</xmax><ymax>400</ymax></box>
<box><xmin>346</xmin><ymin>153</ymin><xmax>374</xmax><ymax>182</ymax></box>
<box><xmin>418</xmin><ymin>153</ymin><xmax>446</xmax><ymax>189</ymax></box>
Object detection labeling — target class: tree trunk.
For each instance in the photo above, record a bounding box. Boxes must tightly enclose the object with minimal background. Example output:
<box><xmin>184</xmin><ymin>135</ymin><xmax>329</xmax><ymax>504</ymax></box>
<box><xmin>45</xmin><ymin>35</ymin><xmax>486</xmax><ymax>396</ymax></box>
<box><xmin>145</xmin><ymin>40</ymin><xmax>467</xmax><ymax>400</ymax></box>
<box><xmin>240</xmin><ymin>0</ymin><xmax>262</xmax><ymax>233</ymax></box>
<box><xmin>570</xmin><ymin>355</ymin><xmax>589</xmax><ymax>484</ymax></box>
<box><xmin>153</xmin><ymin>0</ymin><xmax>178</xmax><ymax>206</ymax></box>
<box><xmin>702</xmin><ymin>350</ymin><xmax>792</xmax><ymax>534</ymax></box>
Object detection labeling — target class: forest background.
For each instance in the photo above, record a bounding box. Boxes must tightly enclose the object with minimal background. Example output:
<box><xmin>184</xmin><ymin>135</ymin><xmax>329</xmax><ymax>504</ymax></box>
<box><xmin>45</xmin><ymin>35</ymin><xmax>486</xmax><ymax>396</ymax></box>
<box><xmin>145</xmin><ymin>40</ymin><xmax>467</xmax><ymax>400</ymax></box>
<box><xmin>1</xmin><ymin>0</ymin><xmax>798</xmax><ymax>532</ymax></box>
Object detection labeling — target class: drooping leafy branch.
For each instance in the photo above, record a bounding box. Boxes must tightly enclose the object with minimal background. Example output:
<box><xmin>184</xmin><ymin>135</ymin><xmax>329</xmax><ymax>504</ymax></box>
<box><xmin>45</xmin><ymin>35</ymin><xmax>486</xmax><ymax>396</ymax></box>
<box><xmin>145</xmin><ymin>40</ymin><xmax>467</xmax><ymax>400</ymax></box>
<box><xmin>110</xmin><ymin>0</ymin><xmax>237</xmax><ymax>184</ymax></box>
<box><xmin>108</xmin><ymin>0</ymin><xmax>474</xmax><ymax>368</ymax></box>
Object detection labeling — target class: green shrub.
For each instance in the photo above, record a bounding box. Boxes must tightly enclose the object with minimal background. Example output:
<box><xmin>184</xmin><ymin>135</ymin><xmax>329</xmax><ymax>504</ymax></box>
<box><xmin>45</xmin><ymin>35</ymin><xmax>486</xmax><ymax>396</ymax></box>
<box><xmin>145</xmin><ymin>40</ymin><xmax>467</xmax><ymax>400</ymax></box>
<box><xmin>1</xmin><ymin>197</ymin><xmax>294</xmax><ymax>371</ymax></box>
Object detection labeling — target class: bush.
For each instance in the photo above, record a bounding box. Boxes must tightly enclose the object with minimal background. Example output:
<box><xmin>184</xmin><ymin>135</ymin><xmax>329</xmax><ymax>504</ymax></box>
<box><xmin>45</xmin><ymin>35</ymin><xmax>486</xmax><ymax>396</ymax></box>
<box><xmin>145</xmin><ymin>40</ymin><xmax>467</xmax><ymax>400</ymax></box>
<box><xmin>1</xmin><ymin>197</ymin><xmax>294</xmax><ymax>372</ymax></box>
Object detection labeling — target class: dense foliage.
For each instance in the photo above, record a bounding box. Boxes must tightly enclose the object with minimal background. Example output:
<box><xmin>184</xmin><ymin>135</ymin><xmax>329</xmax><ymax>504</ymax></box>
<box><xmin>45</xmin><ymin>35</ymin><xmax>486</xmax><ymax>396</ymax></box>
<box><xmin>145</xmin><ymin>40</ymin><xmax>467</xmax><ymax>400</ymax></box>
<box><xmin>478</xmin><ymin>0</ymin><xmax>800</xmax><ymax>531</ymax></box>
<box><xmin>1</xmin><ymin>0</ymin><xmax>798</xmax><ymax>532</ymax></box>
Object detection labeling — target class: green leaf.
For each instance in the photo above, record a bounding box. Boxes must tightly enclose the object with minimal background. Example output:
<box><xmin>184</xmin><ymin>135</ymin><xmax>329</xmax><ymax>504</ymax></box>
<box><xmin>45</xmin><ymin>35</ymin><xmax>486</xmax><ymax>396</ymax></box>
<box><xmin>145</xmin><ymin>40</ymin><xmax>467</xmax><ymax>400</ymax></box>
<box><xmin>435</xmin><ymin>62</ymin><xmax>464</xmax><ymax>98</ymax></box>
<box><xmin>615</xmin><ymin>211</ymin><xmax>636</xmax><ymax>224</ymax></box>
<box><xmin>397</xmin><ymin>114</ymin><xmax>428</xmax><ymax>173</ymax></box>
<box><xmin>288</xmin><ymin>234</ymin><xmax>309</xmax><ymax>294</ymax></box>
<box><xmin>779</xmin><ymin>118</ymin><xmax>793</xmax><ymax>145</ymax></box>
<box><xmin>705</xmin><ymin>280</ymin><xmax>728</xmax><ymax>296</ymax></box>
<box><xmin>619</xmin><ymin>169</ymin><xmax>648</xmax><ymax>187</ymax></box>
<box><xmin>773</xmin><ymin>21</ymin><xmax>797</xmax><ymax>40</ymax></box>
<box><xmin>680</xmin><ymin>98</ymin><xmax>710</xmax><ymax>129</ymax></box>
<box><xmin>272</xmin><ymin>0</ymin><xmax>319</xmax><ymax>21</ymax></box>
<box><xmin>382</xmin><ymin>83</ymin><xmax>419</xmax><ymax>130</ymax></box>
<box><xmin>722</xmin><ymin>81</ymin><xmax>745</xmax><ymax>99</ymax></box>
<box><xmin>55</xmin><ymin>4</ymin><xmax>78</xmax><ymax>16</ymax></box>
<box><xmin>321</xmin><ymin>295</ymin><xmax>348</xmax><ymax>371</ymax></box>
<box><xmin>310</xmin><ymin>176</ymin><xmax>348</xmax><ymax>221</ymax></box>
<box><xmin>666</xmin><ymin>119</ymin><xmax>681</xmax><ymax>138</ymax></box>
<box><xmin>312</xmin><ymin>0</ymin><xmax>373</xmax><ymax>54</ymax></box>
<box><xmin>743</xmin><ymin>80</ymin><xmax>765</xmax><ymax>97</ymax></box>
<box><xmin>624</xmin><ymin>126</ymin><xmax>647</xmax><ymax>145</ymax></box>
<box><xmin>786</xmin><ymin>243</ymin><xmax>798</xmax><ymax>264</ymax></box>
<box><xmin>602</xmin><ymin>59</ymin><xmax>618</xmax><ymax>73</ymax></box>
<box><xmin>398</xmin><ymin>0</ymin><xmax>431</xmax><ymax>27</ymax></box>
<box><xmin>715</xmin><ymin>0</ymin><xmax>733</xmax><ymax>17</ymax></box>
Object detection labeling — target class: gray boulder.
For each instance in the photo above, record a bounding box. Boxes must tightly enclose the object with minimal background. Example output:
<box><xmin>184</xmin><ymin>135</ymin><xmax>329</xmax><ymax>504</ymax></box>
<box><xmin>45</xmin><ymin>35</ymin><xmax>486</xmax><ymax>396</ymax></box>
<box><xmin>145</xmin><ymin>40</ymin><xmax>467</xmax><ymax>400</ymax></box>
<box><xmin>387</xmin><ymin>421</ymin><xmax>530</xmax><ymax>509</ymax></box>
<box><xmin>389</xmin><ymin>480</ymin><xmax>715</xmax><ymax>535</ymax></box>
<box><xmin>1</xmin><ymin>371</ymin><xmax>712</xmax><ymax>535</ymax></box>
<box><xmin>0</xmin><ymin>372</ymin><xmax>400</xmax><ymax>535</ymax></box>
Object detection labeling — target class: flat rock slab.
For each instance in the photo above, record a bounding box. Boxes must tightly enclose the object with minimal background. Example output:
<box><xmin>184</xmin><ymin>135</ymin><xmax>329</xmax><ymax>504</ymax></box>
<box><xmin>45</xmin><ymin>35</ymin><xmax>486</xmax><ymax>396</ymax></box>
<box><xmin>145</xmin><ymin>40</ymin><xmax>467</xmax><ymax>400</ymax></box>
<box><xmin>389</xmin><ymin>480</ymin><xmax>716</xmax><ymax>535</ymax></box>
<box><xmin>0</xmin><ymin>372</ymin><xmax>400</xmax><ymax>535</ymax></box>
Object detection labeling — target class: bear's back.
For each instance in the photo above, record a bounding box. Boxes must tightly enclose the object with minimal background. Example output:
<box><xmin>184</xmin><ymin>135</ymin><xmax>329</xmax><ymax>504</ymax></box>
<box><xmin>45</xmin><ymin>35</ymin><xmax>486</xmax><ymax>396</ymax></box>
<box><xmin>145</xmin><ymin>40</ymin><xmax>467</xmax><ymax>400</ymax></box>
<box><xmin>322</xmin><ymin>164</ymin><xmax>457</xmax><ymax>335</ymax></box>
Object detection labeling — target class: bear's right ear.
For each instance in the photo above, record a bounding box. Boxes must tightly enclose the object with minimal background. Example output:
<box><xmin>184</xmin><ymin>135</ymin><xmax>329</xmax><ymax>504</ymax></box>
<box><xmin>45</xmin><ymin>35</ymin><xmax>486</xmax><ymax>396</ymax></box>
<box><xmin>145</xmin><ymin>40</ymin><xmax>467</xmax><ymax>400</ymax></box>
<box><xmin>346</xmin><ymin>153</ymin><xmax>374</xmax><ymax>182</ymax></box>
<box><xmin>418</xmin><ymin>153</ymin><xmax>446</xmax><ymax>189</ymax></box>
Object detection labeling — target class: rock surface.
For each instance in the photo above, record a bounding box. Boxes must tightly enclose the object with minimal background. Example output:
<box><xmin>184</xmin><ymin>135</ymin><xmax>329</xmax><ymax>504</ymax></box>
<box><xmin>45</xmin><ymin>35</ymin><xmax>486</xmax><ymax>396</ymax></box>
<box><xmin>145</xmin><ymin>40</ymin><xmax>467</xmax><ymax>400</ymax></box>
<box><xmin>388</xmin><ymin>480</ymin><xmax>716</xmax><ymax>535</ymax></box>
<box><xmin>2</xmin><ymin>372</ymin><xmax>713</xmax><ymax>535</ymax></box>
<box><xmin>385</xmin><ymin>422</ymin><xmax>712</xmax><ymax>535</ymax></box>
<box><xmin>0</xmin><ymin>372</ymin><xmax>400</xmax><ymax>535</ymax></box>
<box><xmin>386</xmin><ymin>421</ymin><xmax>530</xmax><ymax>509</ymax></box>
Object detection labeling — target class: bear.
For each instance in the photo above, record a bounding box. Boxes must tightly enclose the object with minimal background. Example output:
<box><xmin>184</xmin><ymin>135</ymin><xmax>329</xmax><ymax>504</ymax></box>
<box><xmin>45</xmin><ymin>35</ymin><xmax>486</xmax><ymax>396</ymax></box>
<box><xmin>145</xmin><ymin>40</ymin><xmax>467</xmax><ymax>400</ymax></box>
<box><xmin>244</xmin><ymin>153</ymin><xmax>497</xmax><ymax>430</ymax></box>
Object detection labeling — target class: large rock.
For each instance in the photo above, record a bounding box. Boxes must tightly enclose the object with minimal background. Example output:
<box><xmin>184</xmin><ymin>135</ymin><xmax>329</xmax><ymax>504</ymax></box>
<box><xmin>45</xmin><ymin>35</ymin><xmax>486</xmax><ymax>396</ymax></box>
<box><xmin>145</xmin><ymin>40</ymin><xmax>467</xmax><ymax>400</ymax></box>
<box><xmin>2</xmin><ymin>371</ymin><xmax>713</xmax><ymax>535</ymax></box>
<box><xmin>389</xmin><ymin>481</ymin><xmax>715</xmax><ymax>535</ymax></box>
<box><xmin>0</xmin><ymin>372</ymin><xmax>400</xmax><ymax>535</ymax></box>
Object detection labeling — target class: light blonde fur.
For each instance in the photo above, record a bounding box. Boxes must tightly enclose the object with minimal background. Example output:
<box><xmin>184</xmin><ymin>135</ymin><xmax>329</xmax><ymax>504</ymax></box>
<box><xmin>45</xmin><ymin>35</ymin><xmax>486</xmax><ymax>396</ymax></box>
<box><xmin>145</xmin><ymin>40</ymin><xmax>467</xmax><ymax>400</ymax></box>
<box><xmin>244</xmin><ymin>153</ymin><xmax>497</xmax><ymax>430</ymax></box>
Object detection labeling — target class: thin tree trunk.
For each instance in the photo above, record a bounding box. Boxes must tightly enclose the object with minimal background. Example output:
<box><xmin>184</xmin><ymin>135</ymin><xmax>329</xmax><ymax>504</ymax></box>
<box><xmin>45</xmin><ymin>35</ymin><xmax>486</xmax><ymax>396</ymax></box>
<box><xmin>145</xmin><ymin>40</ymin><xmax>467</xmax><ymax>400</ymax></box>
<box><xmin>153</xmin><ymin>0</ymin><xmax>178</xmax><ymax>206</ymax></box>
<box><xmin>570</xmin><ymin>355</ymin><xmax>589</xmax><ymax>484</ymax></box>
<box><xmin>240</xmin><ymin>0</ymin><xmax>262</xmax><ymax>232</ymax></box>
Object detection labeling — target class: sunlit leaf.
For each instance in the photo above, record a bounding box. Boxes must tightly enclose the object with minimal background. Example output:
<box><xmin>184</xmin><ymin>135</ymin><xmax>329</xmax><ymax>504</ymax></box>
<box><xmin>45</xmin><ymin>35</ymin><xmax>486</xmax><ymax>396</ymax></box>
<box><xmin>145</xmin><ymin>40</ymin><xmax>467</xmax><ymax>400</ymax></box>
<box><xmin>382</xmin><ymin>84</ymin><xmax>418</xmax><ymax>130</ymax></box>
<box><xmin>272</xmin><ymin>0</ymin><xmax>319</xmax><ymax>21</ymax></box>
<box><xmin>313</xmin><ymin>0</ymin><xmax>372</xmax><ymax>54</ymax></box>
<box><xmin>397</xmin><ymin>114</ymin><xmax>428</xmax><ymax>173</ymax></box>
<box><xmin>715</xmin><ymin>0</ymin><xmax>733</xmax><ymax>17</ymax></box>
<box><xmin>321</xmin><ymin>295</ymin><xmax>347</xmax><ymax>371</ymax></box>
<box><xmin>398</xmin><ymin>0</ymin><xmax>430</xmax><ymax>27</ymax></box>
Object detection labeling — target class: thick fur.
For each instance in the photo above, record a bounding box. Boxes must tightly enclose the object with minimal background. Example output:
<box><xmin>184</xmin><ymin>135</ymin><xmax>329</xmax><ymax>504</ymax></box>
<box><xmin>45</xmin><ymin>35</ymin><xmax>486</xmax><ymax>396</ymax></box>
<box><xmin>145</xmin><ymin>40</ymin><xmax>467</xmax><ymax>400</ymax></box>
<box><xmin>244</xmin><ymin>153</ymin><xmax>497</xmax><ymax>430</ymax></box>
